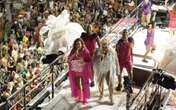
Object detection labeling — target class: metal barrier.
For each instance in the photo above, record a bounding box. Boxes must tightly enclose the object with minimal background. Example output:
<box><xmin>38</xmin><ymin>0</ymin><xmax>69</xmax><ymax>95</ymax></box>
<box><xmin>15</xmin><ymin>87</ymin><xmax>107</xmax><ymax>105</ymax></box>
<box><xmin>0</xmin><ymin>54</ymin><xmax>68</xmax><ymax>110</ymax></box>
<box><xmin>103</xmin><ymin>1</ymin><xmax>144</xmax><ymax>41</ymax></box>
<box><xmin>129</xmin><ymin>68</ymin><xmax>175</xmax><ymax>110</ymax></box>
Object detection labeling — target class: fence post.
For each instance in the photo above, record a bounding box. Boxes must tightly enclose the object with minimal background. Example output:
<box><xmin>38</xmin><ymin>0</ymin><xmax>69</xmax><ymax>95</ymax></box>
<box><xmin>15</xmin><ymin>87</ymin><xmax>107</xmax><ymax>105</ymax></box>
<box><xmin>5</xmin><ymin>0</ymin><xmax>12</xmax><ymax>23</ymax></box>
<box><xmin>23</xmin><ymin>80</ymin><xmax>26</xmax><ymax>110</ymax></box>
<box><xmin>51</xmin><ymin>65</ymin><xmax>55</xmax><ymax>98</ymax></box>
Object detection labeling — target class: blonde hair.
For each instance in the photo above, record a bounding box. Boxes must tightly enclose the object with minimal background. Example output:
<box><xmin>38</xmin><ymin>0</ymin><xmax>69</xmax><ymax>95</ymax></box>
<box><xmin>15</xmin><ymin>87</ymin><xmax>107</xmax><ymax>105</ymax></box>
<box><xmin>101</xmin><ymin>38</ymin><xmax>108</xmax><ymax>44</ymax></box>
<box><xmin>173</xmin><ymin>4</ymin><xmax>176</xmax><ymax>15</ymax></box>
<box><xmin>90</xmin><ymin>22</ymin><xmax>100</xmax><ymax>33</ymax></box>
<box><xmin>100</xmin><ymin>38</ymin><xmax>109</xmax><ymax>48</ymax></box>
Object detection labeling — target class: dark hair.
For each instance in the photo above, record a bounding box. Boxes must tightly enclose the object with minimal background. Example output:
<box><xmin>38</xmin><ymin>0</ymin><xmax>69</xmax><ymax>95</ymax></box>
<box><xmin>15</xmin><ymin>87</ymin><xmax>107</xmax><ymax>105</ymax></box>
<box><xmin>148</xmin><ymin>22</ymin><xmax>155</xmax><ymax>29</ymax></box>
<box><xmin>71</xmin><ymin>38</ymin><xmax>85</xmax><ymax>54</ymax></box>
<box><xmin>80</xmin><ymin>32</ymin><xmax>88</xmax><ymax>39</ymax></box>
<box><xmin>122</xmin><ymin>29</ymin><xmax>128</xmax><ymax>37</ymax></box>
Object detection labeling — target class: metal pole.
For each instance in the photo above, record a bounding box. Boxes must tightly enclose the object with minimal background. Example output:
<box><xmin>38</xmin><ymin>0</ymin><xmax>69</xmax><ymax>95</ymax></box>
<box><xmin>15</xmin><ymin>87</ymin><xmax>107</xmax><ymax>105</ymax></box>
<box><xmin>23</xmin><ymin>80</ymin><xmax>26</xmax><ymax>110</ymax></box>
<box><xmin>5</xmin><ymin>0</ymin><xmax>12</xmax><ymax>22</ymax></box>
<box><xmin>126</xmin><ymin>92</ymin><xmax>130</xmax><ymax>110</ymax></box>
<box><xmin>51</xmin><ymin>65</ymin><xmax>54</xmax><ymax>98</ymax></box>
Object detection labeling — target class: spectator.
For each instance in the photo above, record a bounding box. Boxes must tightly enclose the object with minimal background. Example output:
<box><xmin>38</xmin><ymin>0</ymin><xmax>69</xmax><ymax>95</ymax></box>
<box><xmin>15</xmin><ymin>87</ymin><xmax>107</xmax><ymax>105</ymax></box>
<box><xmin>22</xmin><ymin>31</ymin><xmax>30</xmax><ymax>48</ymax></box>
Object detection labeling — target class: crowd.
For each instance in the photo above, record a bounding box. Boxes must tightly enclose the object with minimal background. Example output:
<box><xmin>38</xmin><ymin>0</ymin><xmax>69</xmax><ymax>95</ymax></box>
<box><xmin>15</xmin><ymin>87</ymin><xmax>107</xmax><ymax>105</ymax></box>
<box><xmin>0</xmin><ymin>0</ymin><xmax>176</xmax><ymax>108</ymax></box>
<box><xmin>0</xmin><ymin>0</ymin><xmax>136</xmax><ymax>105</ymax></box>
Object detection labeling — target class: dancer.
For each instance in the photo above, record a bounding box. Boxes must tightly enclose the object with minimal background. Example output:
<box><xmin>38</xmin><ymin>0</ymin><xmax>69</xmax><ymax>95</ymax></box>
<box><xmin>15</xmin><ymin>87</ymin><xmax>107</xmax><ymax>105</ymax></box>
<box><xmin>68</xmin><ymin>38</ymin><xmax>92</xmax><ymax>104</ymax></box>
<box><xmin>143</xmin><ymin>22</ymin><xmax>155</xmax><ymax>63</ymax></box>
<box><xmin>167</xmin><ymin>3</ymin><xmax>176</xmax><ymax>37</ymax></box>
<box><xmin>141</xmin><ymin>0</ymin><xmax>152</xmax><ymax>27</ymax></box>
<box><xmin>81</xmin><ymin>22</ymin><xmax>101</xmax><ymax>87</ymax></box>
<box><xmin>115</xmin><ymin>29</ymin><xmax>134</xmax><ymax>91</ymax></box>
<box><xmin>94</xmin><ymin>38</ymin><xmax>119</xmax><ymax>104</ymax></box>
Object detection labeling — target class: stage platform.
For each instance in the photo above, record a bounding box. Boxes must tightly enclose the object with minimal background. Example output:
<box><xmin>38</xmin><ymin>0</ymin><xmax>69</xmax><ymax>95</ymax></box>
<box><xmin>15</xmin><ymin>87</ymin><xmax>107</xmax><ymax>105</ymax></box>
<box><xmin>38</xmin><ymin>27</ymin><xmax>176</xmax><ymax>110</ymax></box>
<box><xmin>40</xmin><ymin>80</ymin><xmax>138</xmax><ymax>110</ymax></box>
<box><xmin>40</xmin><ymin>80</ymin><xmax>175</xmax><ymax>110</ymax></box>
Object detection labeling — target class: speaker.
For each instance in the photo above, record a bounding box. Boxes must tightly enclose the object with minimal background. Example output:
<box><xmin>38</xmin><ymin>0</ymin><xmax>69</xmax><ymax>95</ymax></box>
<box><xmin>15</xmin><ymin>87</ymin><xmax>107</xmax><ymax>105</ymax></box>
<box><xmin>41</xmin><ymin>54</ymin><xmax>58</xmax><ymax>64</ymax></box>
<box><xmin>41</xmin><ymin>51</ymin><xmax>64</xmax><ymax>64</ymax></box>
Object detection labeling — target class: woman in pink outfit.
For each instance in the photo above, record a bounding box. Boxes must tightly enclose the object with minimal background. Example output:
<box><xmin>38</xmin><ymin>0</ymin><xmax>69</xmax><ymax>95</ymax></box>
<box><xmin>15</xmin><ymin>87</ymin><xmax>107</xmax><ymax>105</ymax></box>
<box><xmin>68</xmin><ymin>38</ymin><xmax>92</xmax><ymax>104</ymax></box>
<box><xmin>168</xmin><ymin>4</ymin><xmax>176</xmax><ymax>37</ymax></box>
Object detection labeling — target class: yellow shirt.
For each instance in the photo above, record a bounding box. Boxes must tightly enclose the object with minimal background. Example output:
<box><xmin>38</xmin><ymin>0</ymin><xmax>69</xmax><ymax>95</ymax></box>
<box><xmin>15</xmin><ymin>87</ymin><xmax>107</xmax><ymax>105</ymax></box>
<box><xmin>22</xmin><ymin>35</ymin><xmax>29</xmax><ymax>47</ymax></box>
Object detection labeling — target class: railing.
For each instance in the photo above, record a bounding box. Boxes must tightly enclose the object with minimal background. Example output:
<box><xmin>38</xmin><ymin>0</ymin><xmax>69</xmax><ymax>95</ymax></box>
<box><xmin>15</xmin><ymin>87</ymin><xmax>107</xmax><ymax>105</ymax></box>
<box><xmin>0</xmin><ymin>68</ymin><xmax>7</xmax><ymax>83</ymax></box>
<box><xmin>129</xmin><ymin>68</ymin><xmax>175</xmax><ymax>110</ymax></box>
<box><xmin>103</xmin><ymin>1</ymin><xmax>144</xmax><ymax>41</ymax></box>
<box><xmin>0</xmin><ymin>54</ymin><xmax>68</xmax><ymax>110</ymax></box>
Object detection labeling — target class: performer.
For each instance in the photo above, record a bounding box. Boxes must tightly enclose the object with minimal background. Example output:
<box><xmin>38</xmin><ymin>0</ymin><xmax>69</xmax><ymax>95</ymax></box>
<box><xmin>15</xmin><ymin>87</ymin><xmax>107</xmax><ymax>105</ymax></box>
<box><xmin>141</xmin><ymin>0</ymin><xmax>152</xmax><ymax>27</ymax></box>
<box><xmin>93</xmin><ymin>38</ymin><xmax>119</xmax><ymax>104</ymax></box>
<box><xmin>68</xmin><ymin>38</ymin><xmax>92</xmax><ymax>104</ymax></box>
<box><xmin>143</xmin><ymin>22</ymin><xmax>155</xmax><ymax>63</ymax></box>
<box><xmin>115</xmin><ymin>29</ymin><xmax>134</xmax><ymax>91</ymax></box>
<box><xmin>167</xmin><ymin>4</ymin><xmax>176</xmax><ymax>37</ymax></box>
<box><xmin>81</xmin><ymin>23</ymin><xmax>101</xmax><ymax>87</ymax></box>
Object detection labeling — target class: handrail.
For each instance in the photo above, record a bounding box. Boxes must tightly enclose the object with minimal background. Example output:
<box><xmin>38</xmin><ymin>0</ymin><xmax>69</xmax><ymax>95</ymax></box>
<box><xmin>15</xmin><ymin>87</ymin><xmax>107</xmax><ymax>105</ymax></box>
<box><xmin>127</xmin><ymin>1</ymin><xmax>143</xmax><ymax>18</ymax></box>
<box><xmin>3</xmin><ymin>53</ymin><xmax>66</xmax><ymax>110</ymax></box>
<box><xmin>7</xmin><ymin>54</ymin><xmax>64</xmax><ymax>100</ymax></box>
<box><xmin>7</xmin><ymin>64</ymin><xmax>50</xmax><ymax>101</ymax></box>
<box><xmin>129</xmin><ymin>68</ymin><xmax>174</xmax><ymax>110</ymax></box>
<box><xmin>103</xmin><ymin>1</ymin><xmax>144</xmax><ymax>40</ymax></box>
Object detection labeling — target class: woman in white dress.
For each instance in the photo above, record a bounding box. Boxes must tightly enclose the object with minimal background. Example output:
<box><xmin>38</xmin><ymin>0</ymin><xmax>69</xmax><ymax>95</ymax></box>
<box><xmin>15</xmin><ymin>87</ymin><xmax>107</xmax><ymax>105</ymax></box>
<box><xmin>93</xmin><ymin>39</ymin><xmax>120</xmax><ymax>104</ymax></box>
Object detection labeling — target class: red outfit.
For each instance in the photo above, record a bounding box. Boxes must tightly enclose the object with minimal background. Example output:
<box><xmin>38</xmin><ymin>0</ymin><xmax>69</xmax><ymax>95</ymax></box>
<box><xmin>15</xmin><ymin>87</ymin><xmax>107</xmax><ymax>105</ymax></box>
<box><xmin>82</xmin><ymin>34</ymin><xmax>98</xmax><ymax>81</ymax></box>
<box><xmin>116</xmin><ymin>37</ymin><xmax>134</xmax><ymax>72</ymax></box>
<box><xmin>82</xmin><ymin>34</ymin><xmax>97</xmax><ymax>57</ymax></box>
<box><xmin>168</xmin><ymin>10</ymin><xmax>176</xmax><ymax>28</ymax></box>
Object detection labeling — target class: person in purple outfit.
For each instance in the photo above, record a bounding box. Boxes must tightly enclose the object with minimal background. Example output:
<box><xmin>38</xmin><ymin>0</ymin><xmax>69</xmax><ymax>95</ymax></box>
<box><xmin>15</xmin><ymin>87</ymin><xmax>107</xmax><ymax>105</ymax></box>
<box><xmin>141</xmin><ymin>0</ymin><xmax>152</xmax><ymax>27</ymax></box>
<box><xmin>143</xmin><ymin>22</ymin><xmax>156</xmax><ymax>62</ymax></box>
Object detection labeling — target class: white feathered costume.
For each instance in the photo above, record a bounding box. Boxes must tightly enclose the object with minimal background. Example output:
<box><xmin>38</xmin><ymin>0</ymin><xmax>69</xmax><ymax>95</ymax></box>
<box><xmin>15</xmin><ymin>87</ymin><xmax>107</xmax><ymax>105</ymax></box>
<box><xmin>40</xmin><ymin>10</ymin><xmax>85</xmax><ymax>54</ymax></box>
<box><xmin>93</xmin><ymin>39</ymin><xmax>120</xmax><ymax>84</ymax></box>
